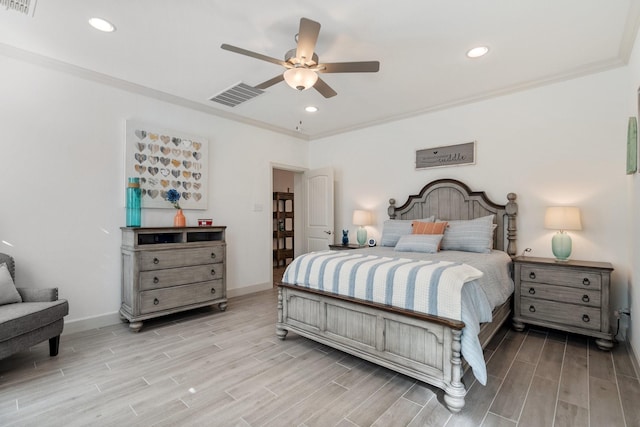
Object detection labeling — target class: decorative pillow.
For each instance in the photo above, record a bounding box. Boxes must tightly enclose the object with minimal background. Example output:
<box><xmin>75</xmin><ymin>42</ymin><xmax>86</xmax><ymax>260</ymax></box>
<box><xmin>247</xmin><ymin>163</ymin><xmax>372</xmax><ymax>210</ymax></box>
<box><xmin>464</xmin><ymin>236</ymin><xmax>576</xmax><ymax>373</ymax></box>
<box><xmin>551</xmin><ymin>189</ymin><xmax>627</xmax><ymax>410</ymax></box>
<box><xmin>0</xmin><ymin>263</ymin><xmax>22</xmax><ymax>305</ymax></box>
<box><xmin>380</xmin><ymin>216</ymin><xmax>434</xmax><ymax>247</ymax></box>
<box><xmin>394</xmin><ymin>234</ymin><xmax>443</xmax><ymax>253</ymax></box>
<box><xmin>440</xmin><ymin>215</ymin><xmax>495</xmax><ymax>253</ymax></box>
<box><xmin>412</xmin><ymin>221</ymin><xmax>448</xmax><ymax>235</ymax></box>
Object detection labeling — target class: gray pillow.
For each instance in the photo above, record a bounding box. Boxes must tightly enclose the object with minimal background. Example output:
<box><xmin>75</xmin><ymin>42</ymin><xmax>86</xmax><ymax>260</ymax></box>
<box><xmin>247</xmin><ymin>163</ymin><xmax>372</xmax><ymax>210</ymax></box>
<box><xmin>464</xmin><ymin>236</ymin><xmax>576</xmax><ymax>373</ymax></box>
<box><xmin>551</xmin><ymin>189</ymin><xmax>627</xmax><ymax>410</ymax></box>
<box><xmin>0</xmin><ymin>263</ymin><xmax>22</xmax><ymax>305</ymax></box>
<box><xmin>440</xmin><ymin>215</ymin><xmax>495</xmax><ymax>253</ymax></box>
<box><xmin>380</xmin><ymin>216</ymin><xmax>435</xmax><ymax>247</ymax></box>
<box><xmin>394</xmin><ymin>234</ymin><xmax>443</xmax><ymax>253</ymax></box>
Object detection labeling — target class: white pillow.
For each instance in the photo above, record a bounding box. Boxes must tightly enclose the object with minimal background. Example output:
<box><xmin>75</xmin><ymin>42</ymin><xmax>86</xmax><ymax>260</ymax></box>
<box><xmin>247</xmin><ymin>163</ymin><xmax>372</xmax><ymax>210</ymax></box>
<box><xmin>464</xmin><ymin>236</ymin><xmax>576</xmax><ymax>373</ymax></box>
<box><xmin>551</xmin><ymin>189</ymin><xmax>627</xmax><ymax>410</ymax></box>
<box><xmin>394</xmin><ymin>234</ymin><xmax>443</xmax><ymax>253</ymax></box>
<box><xmin>380</xmin><ymin>216</ymin><xmax>435</xmax><ymax>247</ymax></box>
<box><xmin>0</xmin><ymin>263</ymin><xmax>22</xmax><ymax>305</ymax></box>
<box><xmin>440</xmin><ymin>215</ymin><xmax>495</xmax><ymax>253</ymax></box>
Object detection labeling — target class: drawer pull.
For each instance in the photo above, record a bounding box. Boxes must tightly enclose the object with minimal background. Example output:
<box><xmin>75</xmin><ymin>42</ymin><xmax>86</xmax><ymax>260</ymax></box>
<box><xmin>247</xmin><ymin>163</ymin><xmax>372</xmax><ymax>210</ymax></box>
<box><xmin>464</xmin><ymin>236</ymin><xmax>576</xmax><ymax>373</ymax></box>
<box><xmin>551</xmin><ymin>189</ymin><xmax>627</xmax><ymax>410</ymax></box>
<box><xmin>153</xmin><ymin>257</ymin><xmax>160</xmax><ymax>265</ymax></box>
<box><xmin>211</xmin><ymin>252</ymin><xmax>216</xmax><ymax>259</ymax></box>
<box><xmin>583</xmin><ymin>278</ymin><xmax>590</xmax><ymax>286</ymax></box>
<box><xmin>210</xmin><ymin>288</ymin><xmax>216</xmax><ymax>294</ymax></box>
<box><xmin>582</xmin><ymin>314</ymin><xmax>590</xmax><ymax>323</ymax></box>
<box><xmin>153</xmin><ymin>298</ymin><xmax>159</xmax><ymax>305</ymax></box>
<box><xmin>211</xmin><ymin>269</ymin><xmax>216</xmax><ymax>276</ymax></box>
<box><xmin>153</xmin><ymin>277</ymin><xmax>159</xmax><ymax>284</ymax></box>
<box><xmin>582</xmin><ymin>294</ymin><xmax>590</xmax><ymax>303</ymax></box>
<box><xmin>529</xmin><ymin>305</ymin><xmax>536</xmax><ymax>313</ymax></box>
<box><xmin>529</xmin><ymin>272</ymin><xmax>536</xmax><ymax>280</ymax></box>
<box><xmin>528</xmin><ymin>288</ymin><xmax>536</xmax><ymax>295</ymax></box>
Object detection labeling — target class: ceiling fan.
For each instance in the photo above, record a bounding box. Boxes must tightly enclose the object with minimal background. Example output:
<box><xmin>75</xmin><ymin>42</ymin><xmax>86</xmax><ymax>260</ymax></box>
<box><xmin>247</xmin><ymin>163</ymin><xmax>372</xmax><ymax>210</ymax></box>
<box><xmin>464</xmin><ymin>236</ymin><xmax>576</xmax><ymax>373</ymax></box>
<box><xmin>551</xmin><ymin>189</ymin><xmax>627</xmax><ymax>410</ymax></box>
<box><xmin>221</xmin><ymin>17</ymin><xmax>380</xmax><ymax>98</ymax></box>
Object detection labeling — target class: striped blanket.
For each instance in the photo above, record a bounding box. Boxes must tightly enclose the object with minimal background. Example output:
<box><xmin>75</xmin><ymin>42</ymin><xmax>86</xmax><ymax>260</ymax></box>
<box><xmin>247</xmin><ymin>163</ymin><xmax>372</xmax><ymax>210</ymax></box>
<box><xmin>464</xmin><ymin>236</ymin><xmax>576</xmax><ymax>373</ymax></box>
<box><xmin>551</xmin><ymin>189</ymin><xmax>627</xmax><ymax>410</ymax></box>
<box><xmin>282</xmin><ymin>250</ymin><xmax>483</xmax><ymax>322</ymax></box>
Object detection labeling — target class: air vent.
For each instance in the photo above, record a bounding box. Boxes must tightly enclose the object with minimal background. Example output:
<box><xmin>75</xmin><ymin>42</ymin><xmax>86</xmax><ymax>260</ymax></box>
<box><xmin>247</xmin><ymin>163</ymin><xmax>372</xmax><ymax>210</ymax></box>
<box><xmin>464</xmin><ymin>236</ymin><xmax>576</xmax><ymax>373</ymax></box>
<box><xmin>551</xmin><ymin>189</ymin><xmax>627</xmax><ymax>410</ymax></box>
<box><xmin>209</xmin><ymin>82</ymin><xmax>264</xmax><ymax>107</ymax></box>
<box><xmin>1</xmin><ymin>0</ymin><xmax>37</xmax><ymax>17</ymax></box>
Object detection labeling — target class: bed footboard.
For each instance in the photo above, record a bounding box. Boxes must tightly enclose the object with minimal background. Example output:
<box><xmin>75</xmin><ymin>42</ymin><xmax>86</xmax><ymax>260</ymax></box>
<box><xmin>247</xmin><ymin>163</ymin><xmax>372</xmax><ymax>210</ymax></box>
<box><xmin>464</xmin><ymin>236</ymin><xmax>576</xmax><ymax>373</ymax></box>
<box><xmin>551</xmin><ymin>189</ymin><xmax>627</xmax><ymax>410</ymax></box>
<box><xmin>276</xmin><ymin>285</ymin><xmax>467</xmax><ymax>412</ymax></box>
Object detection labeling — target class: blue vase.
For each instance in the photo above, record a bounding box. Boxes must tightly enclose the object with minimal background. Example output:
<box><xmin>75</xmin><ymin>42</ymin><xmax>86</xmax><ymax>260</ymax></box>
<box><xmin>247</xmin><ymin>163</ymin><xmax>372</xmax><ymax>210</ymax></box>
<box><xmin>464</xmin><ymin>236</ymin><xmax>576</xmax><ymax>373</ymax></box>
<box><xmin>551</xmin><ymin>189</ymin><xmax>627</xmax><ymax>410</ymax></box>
<box><xmin>342</xmin><ymin>230</ymin><xmax>349</xmax><ymax>245</ymax></box>
<box><xmin>126</xmin><ymin>177</ymin><xmax>141</xmax><ymax>227</ymax></box>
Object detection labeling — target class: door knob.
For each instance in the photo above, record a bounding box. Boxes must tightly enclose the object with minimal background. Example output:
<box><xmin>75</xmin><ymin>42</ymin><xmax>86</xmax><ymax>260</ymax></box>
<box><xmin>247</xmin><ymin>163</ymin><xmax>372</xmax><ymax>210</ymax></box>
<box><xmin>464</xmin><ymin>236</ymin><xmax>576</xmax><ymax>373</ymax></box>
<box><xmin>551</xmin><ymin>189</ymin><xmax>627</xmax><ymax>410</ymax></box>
<box><xmin>324</xmin><ymin>230</ymin><xmax>332</xmax><ymax>235</ymax></box>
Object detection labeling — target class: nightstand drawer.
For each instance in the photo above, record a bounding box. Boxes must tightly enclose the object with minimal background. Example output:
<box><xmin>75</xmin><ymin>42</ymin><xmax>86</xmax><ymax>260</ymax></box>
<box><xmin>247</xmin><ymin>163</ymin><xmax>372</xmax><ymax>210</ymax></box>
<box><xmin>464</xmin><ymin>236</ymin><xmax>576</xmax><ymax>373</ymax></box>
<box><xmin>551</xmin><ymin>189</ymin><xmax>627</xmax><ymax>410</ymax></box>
<box><xmin>520</xmin><ymin>297</ymin><xmax>601</xmax><ymax>331</ymax></box>
<box><xmin>519</xmin><ymin>265</ymin><xmax>601</xmax><ymax>290</ymax></box>
<box><xmin>519</xmin><ymin>282</ymin><xmax>600</xmax><ymax>307</ymax></box>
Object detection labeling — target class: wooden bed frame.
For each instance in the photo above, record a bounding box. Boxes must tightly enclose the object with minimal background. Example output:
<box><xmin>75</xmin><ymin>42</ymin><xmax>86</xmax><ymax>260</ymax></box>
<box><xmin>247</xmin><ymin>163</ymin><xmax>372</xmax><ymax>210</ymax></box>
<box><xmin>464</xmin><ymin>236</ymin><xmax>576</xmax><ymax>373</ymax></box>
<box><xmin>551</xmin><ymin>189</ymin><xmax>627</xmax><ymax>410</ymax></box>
<box><xmin>276</xmin><ymin>179</ymin><xmax>518</xmax><ymax>412</ymax></box>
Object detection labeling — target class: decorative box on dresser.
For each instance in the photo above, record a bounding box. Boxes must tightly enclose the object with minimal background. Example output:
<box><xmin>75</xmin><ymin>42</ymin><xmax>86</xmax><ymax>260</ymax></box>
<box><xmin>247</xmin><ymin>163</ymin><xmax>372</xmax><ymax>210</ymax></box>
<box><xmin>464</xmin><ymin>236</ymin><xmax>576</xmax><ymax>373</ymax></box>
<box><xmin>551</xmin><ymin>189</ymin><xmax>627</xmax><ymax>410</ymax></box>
<box><xmin>512</xmin><ymin>256</ymin><xmax>614</xmax><ymax>350</ymax></box>
<box><xmin>120</xmin><ymin>226</ymin><xmax>227</xmax><ymax>332</ymax></box>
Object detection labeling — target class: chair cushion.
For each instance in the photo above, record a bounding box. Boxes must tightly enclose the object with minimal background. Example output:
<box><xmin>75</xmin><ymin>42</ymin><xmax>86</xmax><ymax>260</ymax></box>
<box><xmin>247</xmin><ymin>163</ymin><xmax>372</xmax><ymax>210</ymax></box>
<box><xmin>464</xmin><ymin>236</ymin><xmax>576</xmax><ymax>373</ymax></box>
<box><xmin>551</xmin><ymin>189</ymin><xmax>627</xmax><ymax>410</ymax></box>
<box><xmin>0</xmin><ymin>300</ymin><xmax>69</xmax><ymax>342</ymax></box>
<box><xmin>0</xmin><ymin>263</ymin><xmax>22</xmax><ymax>305</ymax></box>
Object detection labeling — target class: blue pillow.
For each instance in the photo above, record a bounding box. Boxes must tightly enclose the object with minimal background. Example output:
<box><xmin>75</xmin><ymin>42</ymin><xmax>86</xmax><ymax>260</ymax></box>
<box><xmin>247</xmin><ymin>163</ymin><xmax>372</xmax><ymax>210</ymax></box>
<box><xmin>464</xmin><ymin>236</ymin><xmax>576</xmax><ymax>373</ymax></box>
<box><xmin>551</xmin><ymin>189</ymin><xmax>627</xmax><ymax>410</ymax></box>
<box><xmin>380</xmin><ymin>216</ymin><xmax>434</xmax><ymax>247</ymax></box>
<box><xmin>394</xmin><ymin>234</ymin><xmax>443</xmax><ymax>253</ymax></box>
<box><xmin>440</xmin><ymin>215</ymin><xmax>495</xmax><ymax>253</ymax></box>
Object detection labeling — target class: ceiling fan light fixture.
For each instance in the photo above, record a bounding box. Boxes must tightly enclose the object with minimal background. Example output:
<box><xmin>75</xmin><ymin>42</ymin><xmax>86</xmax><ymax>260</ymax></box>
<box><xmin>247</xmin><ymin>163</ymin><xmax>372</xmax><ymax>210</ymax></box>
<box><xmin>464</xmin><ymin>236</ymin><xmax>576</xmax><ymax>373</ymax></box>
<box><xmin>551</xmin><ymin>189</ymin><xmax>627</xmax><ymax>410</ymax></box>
<box><xmin>283</xmin><ymin>67</ymin><xmax>318</xmax><ymax>91</ymax></box>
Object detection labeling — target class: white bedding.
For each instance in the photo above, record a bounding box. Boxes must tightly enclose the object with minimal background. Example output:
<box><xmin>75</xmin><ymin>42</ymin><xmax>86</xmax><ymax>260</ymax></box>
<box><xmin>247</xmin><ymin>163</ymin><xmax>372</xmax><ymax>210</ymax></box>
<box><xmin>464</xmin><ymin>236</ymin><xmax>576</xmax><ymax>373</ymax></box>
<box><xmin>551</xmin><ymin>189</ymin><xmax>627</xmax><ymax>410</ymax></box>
<box><xmin>281</xmin><ymin>247</ymin><xmax>514</xmax><ymax>385</ymax></box>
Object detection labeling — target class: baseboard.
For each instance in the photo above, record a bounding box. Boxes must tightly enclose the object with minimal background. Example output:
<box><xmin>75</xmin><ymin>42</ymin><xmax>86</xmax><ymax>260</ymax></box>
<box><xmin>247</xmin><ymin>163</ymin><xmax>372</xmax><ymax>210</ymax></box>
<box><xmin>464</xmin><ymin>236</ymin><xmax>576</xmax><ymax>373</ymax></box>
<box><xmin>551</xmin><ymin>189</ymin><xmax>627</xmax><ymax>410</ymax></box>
<box><xmin>63</xmin><ymin>312</ymin><xmax>122</xmax><ymax>335</ymax></box>
<box><xmin>627</xmin><ymin>340</ymin><xmax>640</xmax><ymax>379</ymax></box>
<box><xmin>227</xmin><ymin>282</ymin><xmax>272</xmax><ymax>298</ymax></box>
<box><xmin>62</xmin><ymin>283</ymin><xmax>273</xmax><ymax>335</ymax></box>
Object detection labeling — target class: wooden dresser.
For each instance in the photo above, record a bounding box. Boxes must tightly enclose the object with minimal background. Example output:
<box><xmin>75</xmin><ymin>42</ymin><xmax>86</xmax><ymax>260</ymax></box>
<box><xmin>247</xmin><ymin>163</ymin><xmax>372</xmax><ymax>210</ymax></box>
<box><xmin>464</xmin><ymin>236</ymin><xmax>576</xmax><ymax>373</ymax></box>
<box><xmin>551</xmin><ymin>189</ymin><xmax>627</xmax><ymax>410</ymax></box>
<box><xmin>120</xmin><ymin>226</ymin><xmax>227</xmax><ymax>332</ymax></box>
<box><xmin>512</xmin><ymin>256</ymin><xmax>614</xmax><ymax>350</ymax></box>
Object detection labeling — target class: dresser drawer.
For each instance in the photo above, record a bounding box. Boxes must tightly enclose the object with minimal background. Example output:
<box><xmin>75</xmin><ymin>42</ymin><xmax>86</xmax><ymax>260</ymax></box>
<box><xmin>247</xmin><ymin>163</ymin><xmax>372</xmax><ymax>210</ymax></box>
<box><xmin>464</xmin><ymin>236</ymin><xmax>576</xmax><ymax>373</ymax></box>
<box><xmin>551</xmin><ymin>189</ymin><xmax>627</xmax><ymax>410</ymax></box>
<box><xmin>140</xmin><ymin>280</ymin><xmax>223</xmax><ymax>314</ymax></box>
<box><xmin>519</xmin><ymin>265</ymin><xmax>601</xmax><ymax>290</ymax></box>
<box><xmin>140</xmin><ymin>246</ymin><xmax>224</xmax><ymax>270</ymax></box>
<box><xmin>520</xmin><ymin>296</ymin><xmax>601</xmax><ymax>331</ymax></box>
<box><xmin>519</xmin><ymin>282</ymin><xmax>600</xmax><ymax>307</ymax></box>
<box><xmin>139</xmin><ymin>264</ymin><xmax>223</xmax><ymax>291</ymax></box>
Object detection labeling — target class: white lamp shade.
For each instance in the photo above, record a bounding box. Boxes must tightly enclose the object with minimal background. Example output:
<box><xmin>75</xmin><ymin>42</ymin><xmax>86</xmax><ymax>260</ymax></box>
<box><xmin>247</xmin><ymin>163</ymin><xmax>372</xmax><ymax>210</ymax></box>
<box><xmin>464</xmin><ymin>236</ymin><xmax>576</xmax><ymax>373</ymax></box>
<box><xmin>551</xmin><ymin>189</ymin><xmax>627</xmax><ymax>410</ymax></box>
<box><xmin>544</xmin><ymin>206</ymin><xmax>582</xmax><ymax>231</ymax></box>
<box><xmin>352</xmin><ymin>210</ymin><xmax>371</xmax><ymax>226</ymax></box>
<box><xmin>283</xmin><ymin>67</ymin><xmax>318</xmax><ymax>91</ymax></box>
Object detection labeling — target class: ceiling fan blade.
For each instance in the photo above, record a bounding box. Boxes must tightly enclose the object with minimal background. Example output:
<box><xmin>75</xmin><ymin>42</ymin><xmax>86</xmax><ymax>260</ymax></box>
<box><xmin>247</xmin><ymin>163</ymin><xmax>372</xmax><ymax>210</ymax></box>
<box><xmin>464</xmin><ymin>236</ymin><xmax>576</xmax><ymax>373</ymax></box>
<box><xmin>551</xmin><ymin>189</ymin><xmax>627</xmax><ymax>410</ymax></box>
<box><xmin>296</xmin><ymin>18</ymin><xmax>321</xmax><ymax>64</ymax></box>
<box><xmin>254</xmin><ymin>74</ymin><xmax>284</xmax><ymax>90</ymax></box>
<box><xmin>317</xmin><ymin>61</ymin><xmax>380</xmax><ymax>73</ymax></box>
<box><xmin>221</xmin><ymin>43</ymin><xmax>288</xmax><ymax>67</ymax></box>
<box><xmin>313</xmin><ymin>77</ymin><xmax>337</xmax><ymax>98</ymax></box>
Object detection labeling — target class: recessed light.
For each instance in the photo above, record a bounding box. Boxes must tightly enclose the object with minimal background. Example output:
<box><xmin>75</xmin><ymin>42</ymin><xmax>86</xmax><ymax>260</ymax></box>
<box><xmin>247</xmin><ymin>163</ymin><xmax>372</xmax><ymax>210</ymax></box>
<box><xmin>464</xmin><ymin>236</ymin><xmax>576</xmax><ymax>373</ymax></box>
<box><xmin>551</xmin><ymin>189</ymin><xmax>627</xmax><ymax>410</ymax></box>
<box><xmin>88</xmin><ymin>17</ymin><xmax>116</xmax><ymax>33</ymax></box>
<box><xmin>305</xmin><ymin>106</ymin><xmax>318</xmax><ymax>113</ymax></box>
<box><xmin>466</xmin><ymin>46</ymin><xmax>489</xmax><ymax>58</ymax></box>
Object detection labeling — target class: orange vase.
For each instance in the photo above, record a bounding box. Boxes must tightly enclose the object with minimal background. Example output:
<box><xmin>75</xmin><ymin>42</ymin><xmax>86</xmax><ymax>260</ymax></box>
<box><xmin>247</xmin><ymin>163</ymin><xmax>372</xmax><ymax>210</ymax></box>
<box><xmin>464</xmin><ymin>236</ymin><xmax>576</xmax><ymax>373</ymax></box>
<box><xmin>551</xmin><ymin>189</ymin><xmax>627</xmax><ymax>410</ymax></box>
<box><xmin>174</xmin><ymin>209</ymin><xmax>186</xmax><ymax>227</ymax></box>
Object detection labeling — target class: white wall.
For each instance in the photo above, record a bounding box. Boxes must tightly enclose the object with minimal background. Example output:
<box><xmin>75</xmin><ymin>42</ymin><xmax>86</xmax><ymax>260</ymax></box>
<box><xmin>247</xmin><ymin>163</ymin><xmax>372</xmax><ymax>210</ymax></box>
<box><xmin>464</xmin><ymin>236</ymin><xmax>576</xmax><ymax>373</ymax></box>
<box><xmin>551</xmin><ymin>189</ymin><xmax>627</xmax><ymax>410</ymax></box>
<box><xmin>309</xmin><ymin>67</ymin><xmax>630</xmax><ymax>336</ymax></box>
<box><xmin>0</xmin><ymin>54</ymin><xmax>308</xmax><ymax>330</ymax></box>
<box><xmin>626</xmin><ymin>28</ymin><xmax>640</xmax><ymax>365</ymax></box>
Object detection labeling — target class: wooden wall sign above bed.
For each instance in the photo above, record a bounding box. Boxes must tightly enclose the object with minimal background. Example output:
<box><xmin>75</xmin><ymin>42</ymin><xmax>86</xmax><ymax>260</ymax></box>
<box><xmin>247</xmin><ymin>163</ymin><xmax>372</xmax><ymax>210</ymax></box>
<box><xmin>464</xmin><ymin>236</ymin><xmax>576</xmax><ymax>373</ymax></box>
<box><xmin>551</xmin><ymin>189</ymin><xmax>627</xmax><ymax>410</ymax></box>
<box><xmin>416</xmin><ymin>141</ymin><xmax>475</xmax><ymax>169</ymax></box>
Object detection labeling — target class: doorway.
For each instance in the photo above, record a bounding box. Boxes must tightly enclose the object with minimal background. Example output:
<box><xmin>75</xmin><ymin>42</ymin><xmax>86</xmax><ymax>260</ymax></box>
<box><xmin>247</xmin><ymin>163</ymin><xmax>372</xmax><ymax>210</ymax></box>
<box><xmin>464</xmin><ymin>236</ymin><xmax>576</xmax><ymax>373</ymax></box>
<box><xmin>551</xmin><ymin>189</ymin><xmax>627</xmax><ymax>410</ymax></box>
<box><xmin>272</xmin><ymin>167</ymin><xmax>299</xmax><ymax>285</ymax></box>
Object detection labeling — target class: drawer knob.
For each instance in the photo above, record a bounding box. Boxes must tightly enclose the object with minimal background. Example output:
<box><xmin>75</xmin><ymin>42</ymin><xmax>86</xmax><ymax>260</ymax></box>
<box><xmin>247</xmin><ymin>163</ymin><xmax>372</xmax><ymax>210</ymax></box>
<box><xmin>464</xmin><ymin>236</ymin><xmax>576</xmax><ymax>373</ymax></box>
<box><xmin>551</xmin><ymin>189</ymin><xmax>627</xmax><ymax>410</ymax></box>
<box><xmin>528</xmin><ymin>288</ymin><xmax>536</xmax><ymax>295</ymax></box>
<box><xmin>529</xmin><ymin>272</ymin><xmax>536</xmax><ymax>280</ymax></box>
<box><xmin>582</xmin><ymin>314</ymin><xmax>590</xmax><ymax>323</ymax></box>
<box><xmin>529</xmin><ymin>305</ymin><xmax>536</xmax><ymax>313</ymax></box>
<box><xmin>153</xmin><ymin>298</ymin><xmax>159</xmax><ymax>305</ymax></box>
<box><xmin>211</xmin><ymin>269</ymin><xmax>216</xmax><ymax>276</ymax></box>
<box><xmin>583</xmin><ymin>278</ymin><xmax>590</xmax><ymax>286</ymax></box>
<box><xmin>211</xmin><ymin>252</ymin><xmax>216</xmax><ymax>259</ymax></box>
<box><xmin>153</xmin><ymin>277</ymin><xmax>159</xmax><ymax>284</ymax></box>
<box><xmin>582</xmin><ymin>294</ymin><xmax>590</xmax><ymax>303</ymax></box>
<box><xmin>153</xmin><ymin>257</ymin><xmax>160</xmax><ymax>265</ymax></box>
<box><xmin>210</xmin><ymin>288</ymin><xmax>216</xmax><ymax>294</ymax></box>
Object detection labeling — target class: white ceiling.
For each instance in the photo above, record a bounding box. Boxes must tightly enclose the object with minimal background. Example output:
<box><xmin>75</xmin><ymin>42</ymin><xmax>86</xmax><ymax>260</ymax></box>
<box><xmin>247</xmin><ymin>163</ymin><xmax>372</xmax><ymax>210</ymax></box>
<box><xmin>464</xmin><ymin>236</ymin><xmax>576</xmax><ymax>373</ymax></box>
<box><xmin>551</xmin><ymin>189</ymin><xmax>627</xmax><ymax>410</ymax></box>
<box><xmin>1</xmin><ymin>1</ymin><xmax>639</xmax><ymax>140</ymax></box>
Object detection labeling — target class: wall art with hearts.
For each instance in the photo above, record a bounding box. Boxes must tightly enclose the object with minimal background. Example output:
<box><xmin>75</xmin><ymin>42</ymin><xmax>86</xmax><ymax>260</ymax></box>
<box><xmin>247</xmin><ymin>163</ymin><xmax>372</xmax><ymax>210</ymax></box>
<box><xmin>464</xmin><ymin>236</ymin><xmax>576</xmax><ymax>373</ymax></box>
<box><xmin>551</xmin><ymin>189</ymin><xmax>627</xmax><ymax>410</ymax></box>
<box><xmin>415</xmin><ymin>141</ymin><xmax>476</xmax><ymax>169</ymax></box>
<box><xmin>125</xmin><ymin>120</ymin><xmax>208</xmax><ymax>209</ymax></box>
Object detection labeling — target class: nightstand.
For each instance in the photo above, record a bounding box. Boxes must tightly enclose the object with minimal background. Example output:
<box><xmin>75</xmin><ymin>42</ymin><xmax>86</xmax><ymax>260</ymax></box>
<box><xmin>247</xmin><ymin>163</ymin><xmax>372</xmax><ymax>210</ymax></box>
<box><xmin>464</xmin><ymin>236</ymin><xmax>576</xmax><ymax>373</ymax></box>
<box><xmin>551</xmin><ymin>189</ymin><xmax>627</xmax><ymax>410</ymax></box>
<box><xmin>328</xmin><ymin>244</ymin><xmax>362</xmax><ymax>250</ymax></box>
<box><xmin>512</xmin><ymin>256</ymin><xmax>614</xmax><ymax>350</ymax></box>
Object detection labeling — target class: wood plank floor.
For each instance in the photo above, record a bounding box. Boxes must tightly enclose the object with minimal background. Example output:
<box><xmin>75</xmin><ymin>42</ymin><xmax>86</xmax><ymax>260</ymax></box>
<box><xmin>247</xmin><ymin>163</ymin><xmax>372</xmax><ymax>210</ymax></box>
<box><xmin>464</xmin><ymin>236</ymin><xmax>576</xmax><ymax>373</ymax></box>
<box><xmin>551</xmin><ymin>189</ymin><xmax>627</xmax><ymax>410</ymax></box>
<box><xmin>1</xmin><ymin>287</ymin><xmax>639</xmax><ymax>426</ymax></box>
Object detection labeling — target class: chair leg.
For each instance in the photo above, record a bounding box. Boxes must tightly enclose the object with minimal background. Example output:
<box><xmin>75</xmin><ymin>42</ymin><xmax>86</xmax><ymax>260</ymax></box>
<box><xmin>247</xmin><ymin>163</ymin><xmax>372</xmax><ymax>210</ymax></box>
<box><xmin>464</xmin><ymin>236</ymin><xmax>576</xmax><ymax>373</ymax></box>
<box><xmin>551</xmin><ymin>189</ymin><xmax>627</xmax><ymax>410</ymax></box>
<box><xmin>49</xmin><ymin>336</ymin><xmax>60</xmax><ymax>356</ymax></box>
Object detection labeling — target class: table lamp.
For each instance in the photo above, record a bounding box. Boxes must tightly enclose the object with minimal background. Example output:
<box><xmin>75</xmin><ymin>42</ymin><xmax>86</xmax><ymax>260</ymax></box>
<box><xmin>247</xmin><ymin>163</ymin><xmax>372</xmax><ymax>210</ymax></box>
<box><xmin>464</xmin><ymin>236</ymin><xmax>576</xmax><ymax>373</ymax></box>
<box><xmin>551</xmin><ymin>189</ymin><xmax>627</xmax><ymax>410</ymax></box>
<box><xmin>544</xmin><ymin>206</ymin><xmax>582</xmax><ymax>261</ymax></box>
<box><xmin>352</xmin><ymin>210</ymin><xmax>372</xmax><ymax>246</ymax></box>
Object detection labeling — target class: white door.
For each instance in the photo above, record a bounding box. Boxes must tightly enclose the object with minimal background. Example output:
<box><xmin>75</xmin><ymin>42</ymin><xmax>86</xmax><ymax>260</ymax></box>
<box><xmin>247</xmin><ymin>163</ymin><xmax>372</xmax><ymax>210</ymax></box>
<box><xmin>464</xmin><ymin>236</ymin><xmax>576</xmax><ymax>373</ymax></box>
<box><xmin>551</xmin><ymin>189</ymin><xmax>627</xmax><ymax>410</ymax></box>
<box><xmin>304</xmin><ymin>168</ymin><xmax>334</xmax><ymax>252</ymax></box>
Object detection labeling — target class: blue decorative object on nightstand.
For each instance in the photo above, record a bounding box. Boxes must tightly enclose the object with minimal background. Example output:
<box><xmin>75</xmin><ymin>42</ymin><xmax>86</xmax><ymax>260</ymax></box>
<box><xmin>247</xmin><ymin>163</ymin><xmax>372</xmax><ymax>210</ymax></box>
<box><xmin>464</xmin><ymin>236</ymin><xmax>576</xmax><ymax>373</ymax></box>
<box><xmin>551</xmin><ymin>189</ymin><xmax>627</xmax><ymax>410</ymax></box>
<box><xmin>342</xmin><ymin>230</ymin><xmax>349</xmax><ymax>245</ymax></box>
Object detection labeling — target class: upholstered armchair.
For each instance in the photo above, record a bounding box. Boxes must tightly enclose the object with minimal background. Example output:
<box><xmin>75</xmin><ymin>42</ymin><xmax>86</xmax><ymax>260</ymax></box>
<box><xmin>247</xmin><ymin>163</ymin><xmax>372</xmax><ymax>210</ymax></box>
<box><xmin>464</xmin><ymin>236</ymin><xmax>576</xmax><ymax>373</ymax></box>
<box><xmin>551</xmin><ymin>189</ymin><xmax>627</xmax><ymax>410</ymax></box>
<box><xmin>0</xmin><ymin>253</ymin><xmax>69</xmax><ymax>359</ymax></box>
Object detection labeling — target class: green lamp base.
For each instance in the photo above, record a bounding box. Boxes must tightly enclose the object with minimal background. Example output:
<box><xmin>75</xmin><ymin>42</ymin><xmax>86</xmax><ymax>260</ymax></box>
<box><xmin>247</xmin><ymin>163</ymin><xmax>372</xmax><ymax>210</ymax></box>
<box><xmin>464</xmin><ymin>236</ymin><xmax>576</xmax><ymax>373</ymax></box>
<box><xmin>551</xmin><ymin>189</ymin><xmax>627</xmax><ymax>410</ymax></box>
<box><xmin>551</xmin><ymin>231</ymin><xmax>572</xmax><ymax>262</ymax></box>
<box><xmin>356</xmin><ymin>227</ymin><xmax>367</xmax><ymax>246</ymax></box>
